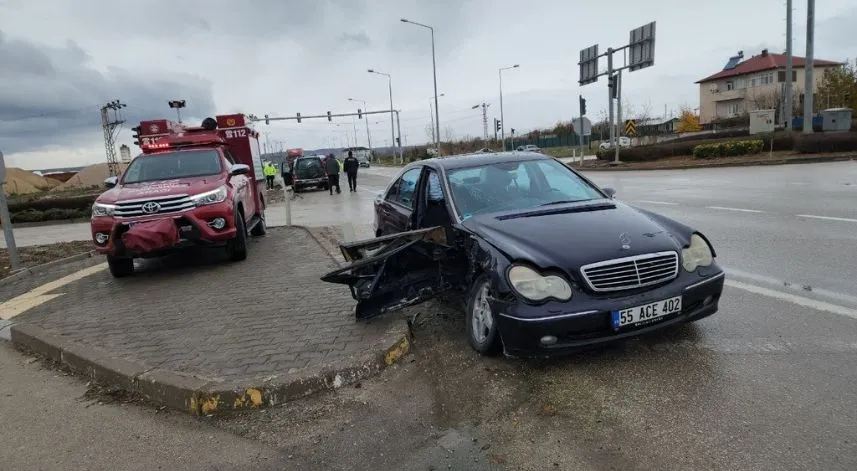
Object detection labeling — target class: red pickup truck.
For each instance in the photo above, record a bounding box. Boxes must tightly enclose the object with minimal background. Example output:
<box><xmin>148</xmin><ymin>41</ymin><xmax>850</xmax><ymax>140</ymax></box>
<box><xmin>90</xmin><ymin>114</ymin><xmax>267</xmax><ymax>277</ymax></box>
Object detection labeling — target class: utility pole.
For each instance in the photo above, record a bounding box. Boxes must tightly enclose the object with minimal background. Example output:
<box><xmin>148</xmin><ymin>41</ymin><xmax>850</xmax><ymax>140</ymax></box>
<box><xmin>472</xmin><ymin>102</ymin><xmax>491</xmax><ymax>140</ymax></box>
<box><xmin>784</xmin><ymin>0</ymin><xmax>794</xmax><ymax>130</ymax></box>
<box><xmin>0</xmin><ymin>151</ymin><xmax>21</xmax><ymax>271</ymax></box>
<box><xmin>802</xmin><ymin>0</ymin><xmax>815</xmax><ymax>133</ymax></box>
<box><xmin>101</xmin><ymin>100</ymin><xmax>126</xmax><ymax>177</ymax></box>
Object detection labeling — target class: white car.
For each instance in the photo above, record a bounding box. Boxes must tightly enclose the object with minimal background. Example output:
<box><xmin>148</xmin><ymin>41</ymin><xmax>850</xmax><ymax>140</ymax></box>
<box><xmin>599</xmin><ymin>137</ymin><xmax>631</xmax><ymax>150</ymax></box>
<box><xmin>516</xmin><ymin>145</ymin><xmax>541</xmax><ymax>152</ymax></box>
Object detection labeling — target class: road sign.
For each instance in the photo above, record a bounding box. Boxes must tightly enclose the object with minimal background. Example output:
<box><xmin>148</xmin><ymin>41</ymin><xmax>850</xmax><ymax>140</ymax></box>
<box><xmin>624</xmin><ymin>119</ymin><xmax>637</xmax><ymax>137</ymax></box>
<box><xmin>574</xmin><ymin>117</ymin><xmax>592</xmax><ymax>136</ymax></box>
<box><xmin>628</xmin><ymin>22</ymin><xmax>656</xmax><ymax>71</ymax></box>
<box><xmin>578</xmin><ymin>44</ymin><xmax>599</xmax><ymax>85</ymax></box>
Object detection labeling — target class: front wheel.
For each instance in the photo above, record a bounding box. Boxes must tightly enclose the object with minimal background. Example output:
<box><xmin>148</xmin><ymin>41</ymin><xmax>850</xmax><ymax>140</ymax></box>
<box><xmin>465</xmin><ymin>275</ymin><xmax>502</xmax><ymax>355</ymax></box>
<box><xmin>250</xmin><ymin>212</ymin><xmax>267</xmax><ymax>236</ymax></box>
<box><xmin>107</xmin><ymin>255</ymin><xmax>134</xmax><ymax>278</ymax></box>
<box><xmin>226</xmin><ymin>213</ymin><xmax>248</xmax><ymax>261</ymax></box>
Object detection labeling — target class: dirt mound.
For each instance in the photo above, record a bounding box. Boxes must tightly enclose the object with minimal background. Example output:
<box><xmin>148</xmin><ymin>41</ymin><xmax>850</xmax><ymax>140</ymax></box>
<box><xmin>53</xmin><ymin>163</ymin><xmax>129</xmax><ymax>191</ymax></box>
<box><xmin>2</xmin><ymin>168</ymin><xmax>60</xmax><ymax>196</ymax></box>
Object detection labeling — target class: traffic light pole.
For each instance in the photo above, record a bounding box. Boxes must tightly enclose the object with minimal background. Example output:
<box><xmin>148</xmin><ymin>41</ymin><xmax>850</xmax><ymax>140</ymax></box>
<box><xmin>578</xmin><ymin>95</ymin><xmax>586</xmax><ymax>166</ymax></box>
<box><xmin>614</xmin><ymin>69</ymin><xmax>623</xmax><ymax>164</ymax></box>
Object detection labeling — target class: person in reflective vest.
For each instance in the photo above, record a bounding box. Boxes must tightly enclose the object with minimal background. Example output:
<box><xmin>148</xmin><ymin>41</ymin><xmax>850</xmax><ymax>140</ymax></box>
<box><xmin>263</xmin><ymin>162</ymin><xmax>277</xmax><ymax>190</ymax></box>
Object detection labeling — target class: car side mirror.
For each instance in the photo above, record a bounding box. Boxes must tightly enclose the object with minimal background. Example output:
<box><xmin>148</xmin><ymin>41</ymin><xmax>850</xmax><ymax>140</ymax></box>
<box><xmin>104</xmin><ymin>176</ymin><xmax>118</xmax><ymax>188</ymax></box>
<box><xmin>229</xmin><ymin>163</ymin><xmax>250</xmax><ymax>177</ymax></box>
<box><xmin>602</xmin><ymin>187</ymin><xmax>616</xmax><ymax>198</ymax></box>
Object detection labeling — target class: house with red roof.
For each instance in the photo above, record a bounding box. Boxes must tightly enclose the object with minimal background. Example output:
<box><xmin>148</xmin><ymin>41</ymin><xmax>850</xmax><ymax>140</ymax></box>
<box><xmin>696</xmin><ymin>48</ymin><xmax>842</xmax><ymax>124</ymax></box>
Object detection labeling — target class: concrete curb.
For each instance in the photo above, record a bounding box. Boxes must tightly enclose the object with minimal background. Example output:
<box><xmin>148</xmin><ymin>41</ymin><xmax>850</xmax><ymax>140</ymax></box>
<box><xmin>10</xmin><ymin>321</ymin><xmax>411</xmax><ymax>416</ymax></box>
<box><xmin>575</xmin><ymin>155</ymin><xmax>855</xmax><ymax>172</ymax></box>
<box><xmin>0</xmin><ymin>251</ymin><xmax>101</xmax><ymax>287</ymax></box>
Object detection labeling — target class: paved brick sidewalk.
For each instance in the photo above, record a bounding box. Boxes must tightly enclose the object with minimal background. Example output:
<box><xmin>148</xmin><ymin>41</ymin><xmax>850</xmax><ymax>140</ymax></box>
<box><xmin>9</xmin><ymin>226</ymin><xmax>410</xmax><ymax>414</ymax></box>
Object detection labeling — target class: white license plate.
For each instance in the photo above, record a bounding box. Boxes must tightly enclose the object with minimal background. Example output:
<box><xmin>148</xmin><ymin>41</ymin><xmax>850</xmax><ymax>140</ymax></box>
<box><xmin>611</xmin><ymin>296</ymin><xmax>682</xmax><ymax>330</ymax></box>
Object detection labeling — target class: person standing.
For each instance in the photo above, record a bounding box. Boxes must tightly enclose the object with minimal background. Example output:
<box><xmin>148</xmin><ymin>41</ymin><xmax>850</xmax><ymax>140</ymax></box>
<box><xmin>263</xmin><ymin>162</ymin><xmax>276</xmax><ymax>190</ymax></box>
<box><xmin>343</xmin><ymin>151</ymin><xmax>359</xmax><ymax>192</ymax></box>
<box><xmin>324</xmin><ymin>153</ymin><xmax>341</xmax><ymax>195</ymax></box>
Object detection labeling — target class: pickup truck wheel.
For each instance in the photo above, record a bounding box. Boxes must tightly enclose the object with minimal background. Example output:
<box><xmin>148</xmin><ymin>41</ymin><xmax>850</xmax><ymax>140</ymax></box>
<box><xmin>107</xmin><ymin>256</ymin><xmax>134</xmax><ymax>278</ymax></box>
<box><xmin>250</xmin><ymin>212</ymin><xmax>267</xmax><ymax>236</ymax></box>
<box><xmin>465</xmin><ymin>275</ymin><xmax>502</xmax><ymax>356</ymax></box>
<box><xmin>227</xmin><ymin>214</ymin><xmax>248</xmax><ymax>261</ymax></box>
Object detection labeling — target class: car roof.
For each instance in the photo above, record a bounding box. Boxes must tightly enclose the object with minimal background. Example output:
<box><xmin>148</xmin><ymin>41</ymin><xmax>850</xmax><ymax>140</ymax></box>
<box><xmin>410</xmin><ymin>151</ymin><xmax>552</xmax><ymax>171</ymax></box>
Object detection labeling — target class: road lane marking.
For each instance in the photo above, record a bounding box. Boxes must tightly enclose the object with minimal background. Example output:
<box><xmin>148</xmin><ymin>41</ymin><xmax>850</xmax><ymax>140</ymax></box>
<box><xmin>0</xmin><ymin>263</ymin><xmax>107</xmax><ymax>320</ymax></box>
<box><xmin>796</xmin><ymin>214</ymin><xmax>857</xmax><ymax>224</ymax></box>
<box><xmin>707</xmin><ymin>206</ymin><xmax>764</xmax><ymax>213</ymax></box>
<box><xmin>724</xmin><ymin>266</ymin><xmax>857</xmax><ymax>306</ymax></box>
<box><xmin>725</xmin><ymin>279</ymin><xmax>857</xmax><ymax>321</ymax></box>
<box><xmin>633</xmin><ymin>200</ymin><xmax>678</xmax><ymax>205</ymax></box>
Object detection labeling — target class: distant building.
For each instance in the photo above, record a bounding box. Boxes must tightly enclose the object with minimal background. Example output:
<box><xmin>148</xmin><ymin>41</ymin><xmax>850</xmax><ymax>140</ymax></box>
<box><xmin>119</xmin><ymin>144</ymin><xmax>132</xmax><ymax>163</ymax></box>
<box><xmin>695</xmin><ymin>49</ymin><xmax>842</xmax><ymax>124</ymax></box>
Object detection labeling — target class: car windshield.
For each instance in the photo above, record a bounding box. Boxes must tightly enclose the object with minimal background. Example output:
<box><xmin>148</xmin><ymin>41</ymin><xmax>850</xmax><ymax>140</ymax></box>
<box><xmin>122</xmin><ymin>149</ymin><xmax>223</xmax><ymax>184</ymax></box>
<box><xmin>445</xmin><ymin>158</ymin><xmax>605</xmax><ymax>218</ymax></box>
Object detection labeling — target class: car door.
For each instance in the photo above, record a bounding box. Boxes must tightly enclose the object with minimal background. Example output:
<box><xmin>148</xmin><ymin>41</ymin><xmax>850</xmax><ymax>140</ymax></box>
<box><xmin>222</xmin><ymin>149</ymin><xmax>252</xmax><ymax>218</ymax></box>
<box><xmin>376</xmin><ymin>167</ymin><xmax>422</xmax><ymax>235</ymax></box>
<box><xmin>320</xmin><ymin>226</ymin><xmax>463</xmax><ymax>319</ymax></box>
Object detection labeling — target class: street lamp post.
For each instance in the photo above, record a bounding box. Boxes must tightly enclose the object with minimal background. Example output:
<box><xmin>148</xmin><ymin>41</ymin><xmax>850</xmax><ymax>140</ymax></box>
<box><xmin>348</xmin><ymin>98</ymin><xmax>373</xmax><ymax>158</ymax></box>
<box><xmin>498</xmin><ymin>65</ymin><xmax>519</xmax><ymax>151</ymax></box>
<box><xmin>401</xmin><ymin>18</ymin><xmax>441</xmax><ymax>155</ymax></box>
<box><xmin>368</xmin><ymin>69</ymin><xmax>398</xmax><ymax>163</ymax></box>
<box><xmin>429</xmin><ymin>93</ymin><xmax>445</xmax><ymax>145</ymax></box>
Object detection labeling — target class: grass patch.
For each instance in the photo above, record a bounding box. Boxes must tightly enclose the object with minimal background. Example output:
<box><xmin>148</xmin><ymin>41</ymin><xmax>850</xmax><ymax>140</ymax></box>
<box><xmin>1</xmin><ymin>240</ymin><xmax>93</xmax><ymax>279</ymax></box>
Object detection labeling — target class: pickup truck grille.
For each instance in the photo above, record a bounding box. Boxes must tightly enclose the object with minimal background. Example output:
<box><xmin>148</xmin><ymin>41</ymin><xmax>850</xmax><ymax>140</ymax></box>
<box><xmin>580</xmin><ymin>251</ymin><xmax>679</xmax><ymax>292</ymax></box>
<box><xmin>113</xmin><ymin>194</ymin><xmax>195</xmax><ymax>217</ymax></box>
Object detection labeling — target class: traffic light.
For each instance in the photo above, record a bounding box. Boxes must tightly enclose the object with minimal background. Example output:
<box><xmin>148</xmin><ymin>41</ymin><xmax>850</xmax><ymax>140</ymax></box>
<box><xmin>264</xmin><ymin>114</ymin><xmax>270</xmax><ymax>125</ymax></box>
<box><xmin>395</xmin><ymin>137</ymin><xmax>401</xmax><ymax>145</ymax></box>
<box><xmin>131</xmin><ymin>126</ymin><xmax>141</xmax><ymax>146</ymax></box>
<box><xmin>296</xmin><ymin>112</ymin><xmax>301</xmax><ymax>123</ymax></box>
<box><xmin>608</xmin><ymin>75</ymin><xmax>617</xmax><ymax>99</ymax></box>
<box><xmin>511</xmin><ymin>128</ymin><xmax>515</xmax><ymax>134</ymax></box>
<box><xmin>327</xmin><ymin>111</ymin><xmax>332</xmax><ymax>121</ymax></box>
<box><xmin>495</xmin><ymin>119</ymin><xmax>501</xmax><ymax>132</ymax></box>
<box><xmin>357</xmin><ymin>109</ymin><xmax>362</xmax><ymax>119</ymax></box>
<box><xmin>579</xmin><ymin>95</ymin><xmax>587</xmax><ymax>116</ymax></box>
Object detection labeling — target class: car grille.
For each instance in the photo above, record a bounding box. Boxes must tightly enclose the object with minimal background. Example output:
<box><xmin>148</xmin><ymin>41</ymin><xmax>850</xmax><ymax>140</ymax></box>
<box><xmin>580</xmin><ymin>251</ymin><xmax>679</xmax><ymax>292</ymax></box>
<box><xmin>114</xmin><ymin>194</ymin><xmax>195</xmax><ymax>217</ymax></box>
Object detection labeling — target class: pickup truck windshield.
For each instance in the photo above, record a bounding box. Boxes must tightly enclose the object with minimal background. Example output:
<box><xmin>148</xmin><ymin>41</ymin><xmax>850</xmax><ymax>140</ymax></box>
<box><xmin>122</xmin><ymin>149</ymin><xmax>223</xmax><ymax>184</ymax></box>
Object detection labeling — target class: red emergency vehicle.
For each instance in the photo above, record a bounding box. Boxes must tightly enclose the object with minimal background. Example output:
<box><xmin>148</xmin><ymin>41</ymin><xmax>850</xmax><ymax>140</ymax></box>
<box><xmin>90</xmin><ymin>114</ymin><xmax>267</xmax><ymax>277</ymax></box>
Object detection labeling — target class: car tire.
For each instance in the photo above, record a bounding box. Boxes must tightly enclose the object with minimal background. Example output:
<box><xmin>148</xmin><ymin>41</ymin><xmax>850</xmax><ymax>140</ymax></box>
<box><xmin>227</xmin><ymin>213</ymin><xmax>248</xmax><ymax>261</ymax></box>
<box><xmin>107</xmin><ymin>255</ymin><xmax>134</xmax><ymax>278</ymax></box>
<box><xmin>250</xmin><ymin>212</ymin><xmax>267</xmax><ymax>236</ymax></box>
<box><xmin>465</xmin><ymin>274</ymin><xmax>502</xmax><ymax>356</ymax></box>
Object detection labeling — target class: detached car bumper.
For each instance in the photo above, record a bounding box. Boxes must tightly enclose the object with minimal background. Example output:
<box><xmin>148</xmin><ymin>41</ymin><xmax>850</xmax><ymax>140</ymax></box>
<box><xmin>492</xmin><ymin>270</ymin><xmax>725</xmax><ymax>358</ymax></box>
<box><xmin>91</xmin><ymin>201</ymin><xmax>238</xmax><ymax>257</ymax></box>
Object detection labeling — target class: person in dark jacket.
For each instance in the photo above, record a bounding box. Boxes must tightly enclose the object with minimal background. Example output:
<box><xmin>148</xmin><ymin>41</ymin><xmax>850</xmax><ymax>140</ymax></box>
<box><xmin>343</xmin><ymin>151</ymin><xmax>360</xmax><ymax>192</ymax></box>
<box><xmin>324</xmin><ymin>153</ymin><xmax>341</xmax><ymax>194</ymax></box>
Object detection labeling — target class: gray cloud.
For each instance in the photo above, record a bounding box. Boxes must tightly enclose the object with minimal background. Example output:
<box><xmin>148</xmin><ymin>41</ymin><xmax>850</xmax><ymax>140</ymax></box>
<box><xmin>0</xmin><ymin>31</ymin><xmax>216</xmax><ymax>155</ymax></box>
<box><xmin>339</xmin><ymin>32</ymin><xmax>373</xmax><ymax>49</ymax></box>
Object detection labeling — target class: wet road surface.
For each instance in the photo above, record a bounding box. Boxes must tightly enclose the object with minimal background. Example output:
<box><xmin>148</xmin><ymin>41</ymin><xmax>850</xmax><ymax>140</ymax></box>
<box><xmin>2</xmin><ymin>162</ymin><xmax>856</xmax><ymax>469</ymax></box>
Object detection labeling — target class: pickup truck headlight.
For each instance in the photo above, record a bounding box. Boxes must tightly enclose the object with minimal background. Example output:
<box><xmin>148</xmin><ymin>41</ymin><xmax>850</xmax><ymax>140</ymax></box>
<box><xmin>681</xmin><ymin>233</ymin><xmax>714</xmax><ymax>272</ymax></box>
<box><xmin>507</xmin><ymin>265</ymin><xmax>573</xmax><ymax>302</ymax></box>
<box><xmin>191</xmin><ymin>186</ymin><xmax>228</xmax><ymax>206</ymax></box>
<box><xmin>91</xmin><ymin>202</ymin><xmax>116</xmax><ymax>217</ymax></box>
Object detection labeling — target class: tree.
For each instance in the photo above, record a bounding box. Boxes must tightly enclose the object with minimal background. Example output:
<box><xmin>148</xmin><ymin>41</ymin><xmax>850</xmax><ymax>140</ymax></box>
<box><xmin>425</xmin><ymin>124</ymin><xmax>435</xmax><ymax>143</ymax></box>
<box><xmin>675</xmin><ymin>106</ymin><xmax>702</xmax><ymax>133</ymax></box>
<box><xmin>816</xmin><ymin>60</ymin><xmax>857</xmax><ymax>111</ymax></box>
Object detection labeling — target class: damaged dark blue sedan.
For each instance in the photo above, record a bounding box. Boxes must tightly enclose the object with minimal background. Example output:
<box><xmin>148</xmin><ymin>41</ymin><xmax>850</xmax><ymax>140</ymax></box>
<box><xmin>321</xmin><ymin>152</ymin><xmax>725</xmax><ymax>358</ymax></box>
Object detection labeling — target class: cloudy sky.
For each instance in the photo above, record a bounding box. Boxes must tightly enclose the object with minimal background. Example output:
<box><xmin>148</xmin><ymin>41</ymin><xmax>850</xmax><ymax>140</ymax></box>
<box><xmin>1</xmin><ymin>0</ymin><xmax>855</xmax><ymax>169</ymax></box>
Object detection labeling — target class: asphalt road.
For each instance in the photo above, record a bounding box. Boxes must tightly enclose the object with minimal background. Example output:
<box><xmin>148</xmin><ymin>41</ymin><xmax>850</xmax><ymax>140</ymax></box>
<box><xmin>2</xmin><ymin>161</ymin><xmax>856</xmax><ymax>470</ymax></box>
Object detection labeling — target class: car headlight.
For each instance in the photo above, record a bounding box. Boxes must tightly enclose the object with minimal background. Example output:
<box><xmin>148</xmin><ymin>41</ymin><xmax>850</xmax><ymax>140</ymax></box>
<box><xmin>91</xmin><ymin>202</ymin><xmax>115</xmax><ymax>217</ymax></box>
<box><xmin>507</xmin><ymin>265</ymin><xmax>573</xmax><ymax>302</ymax></box>
<box><xmin>191</xmin><ymin>186</ymin><xmax>228</xmax><ymax>206</ymax></box>
<box><xmin>681</xmin><ymin>233</ymin><xmax>714</xmax><ymax>272</ymax></box>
